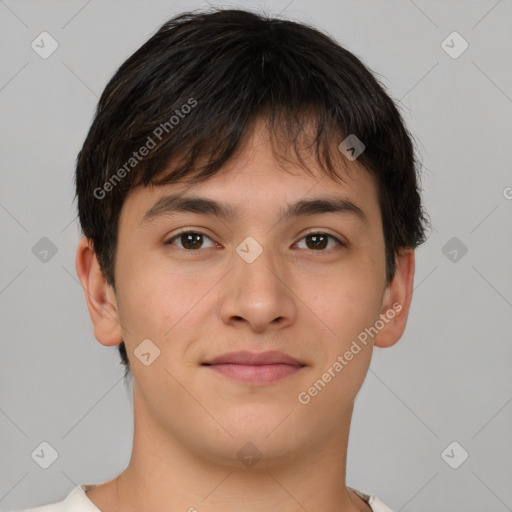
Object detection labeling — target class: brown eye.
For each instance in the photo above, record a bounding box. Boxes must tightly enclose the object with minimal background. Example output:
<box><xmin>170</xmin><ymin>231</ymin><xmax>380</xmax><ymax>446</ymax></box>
<box><xmin>296</xmin><ymin>233</ymin><xmax>344</xmax><ymax>251</ymax></box>
<box><xmin>166</xmin><ymin>231</ymin><xmax>216</xmax><ymax>250</ymax></box>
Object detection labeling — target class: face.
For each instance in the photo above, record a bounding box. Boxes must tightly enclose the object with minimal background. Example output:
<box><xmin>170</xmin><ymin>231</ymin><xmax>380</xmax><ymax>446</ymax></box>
<box><xmin>79</xmin><ymin>119</ymin><xmax>413</xmax><ymax>468</ymax></box>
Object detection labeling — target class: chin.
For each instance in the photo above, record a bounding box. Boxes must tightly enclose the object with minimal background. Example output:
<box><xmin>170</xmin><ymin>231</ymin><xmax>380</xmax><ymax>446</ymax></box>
<box><xmin>203</xmin><ymin>434</ymin><xmax>308</xmax><ymax>471</ymax></box>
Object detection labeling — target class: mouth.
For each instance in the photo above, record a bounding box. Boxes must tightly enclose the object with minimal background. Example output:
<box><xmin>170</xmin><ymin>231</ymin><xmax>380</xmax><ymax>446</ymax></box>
<box><xmin>201</xmin><ymin>350</ymin><xmax>306</xmax><ymax>385</ymax></box>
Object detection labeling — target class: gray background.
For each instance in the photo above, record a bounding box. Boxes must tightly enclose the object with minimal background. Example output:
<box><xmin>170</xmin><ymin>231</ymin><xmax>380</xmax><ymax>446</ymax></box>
<box><xmin>1</xmin><ymin>0</ymin><xmax>511</xmax><ymax>511</ymax></box>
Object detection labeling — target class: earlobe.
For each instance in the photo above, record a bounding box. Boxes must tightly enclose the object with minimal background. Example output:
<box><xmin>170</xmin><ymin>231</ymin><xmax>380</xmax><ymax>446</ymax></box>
<box><xmin>75</xmin><ymin>236</ymin><xmax>124</xmax><ymax>347</ymax></box>
<box><xmin>373</xmin><ymin>248</ymin><xmax>415</xmax><ymax>349</ymax></box>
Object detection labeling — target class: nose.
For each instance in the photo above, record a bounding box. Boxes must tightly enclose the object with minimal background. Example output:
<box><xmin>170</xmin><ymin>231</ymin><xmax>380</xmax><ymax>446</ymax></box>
<box><xmin>218</xmin><ymin>239</ymin><xmax>297</xmax><ymax>333</ymax></box>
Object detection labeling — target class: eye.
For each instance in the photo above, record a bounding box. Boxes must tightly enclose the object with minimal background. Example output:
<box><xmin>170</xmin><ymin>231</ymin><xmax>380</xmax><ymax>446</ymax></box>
<box><xmin>165</xmin><ymin>230</ymin><xmax>218</xmax><ymax>251</ymax></box>
<box><xmin>165</xmin><ymin>230</ymin><xmax>345</xmax><ymax>252</ymax></box>
<box><xmin>295</xmin><ymin>232</ymin><xmax>344</xmax><ymax>251</ymax></box>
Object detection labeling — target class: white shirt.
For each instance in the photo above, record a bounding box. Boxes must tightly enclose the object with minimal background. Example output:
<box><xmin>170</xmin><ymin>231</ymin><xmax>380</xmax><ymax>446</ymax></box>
<box><xmin>11</xmin><ymin>483</ymin><xmax>394</xmax><ymax>512</ymax></box>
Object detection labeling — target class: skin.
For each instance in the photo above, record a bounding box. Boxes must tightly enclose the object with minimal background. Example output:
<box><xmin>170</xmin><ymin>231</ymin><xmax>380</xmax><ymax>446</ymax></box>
<box><xmin>76</xmin><ymin>118</ymin><xmax>415</xmax><ymax>512</ymax></box>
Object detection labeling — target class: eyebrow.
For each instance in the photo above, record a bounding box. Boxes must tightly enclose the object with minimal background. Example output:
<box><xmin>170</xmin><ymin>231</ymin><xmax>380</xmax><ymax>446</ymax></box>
<box><xmin>141</xmin><ymin>193</ymin><xmax>368</xmax><ymax>225</ymax></box>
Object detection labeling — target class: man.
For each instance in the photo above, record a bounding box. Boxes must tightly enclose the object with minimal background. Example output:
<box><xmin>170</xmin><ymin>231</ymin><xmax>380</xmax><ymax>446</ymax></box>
<box><xmin>16</xmin><ymin>8</ymin><xmax>428</xmax><ymax>512</ymax></box>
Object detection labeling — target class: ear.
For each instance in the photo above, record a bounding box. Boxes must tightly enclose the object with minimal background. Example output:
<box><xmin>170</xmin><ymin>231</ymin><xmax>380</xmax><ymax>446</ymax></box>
<box><xmin>75</xmin><ymin>236</ymin><xmax>124</xmax><ymax>347</ymax></box>
<box><xmin>373</xmin><ymin>248</ymin><xmax>415</xmax><ymax>348</ymax></box>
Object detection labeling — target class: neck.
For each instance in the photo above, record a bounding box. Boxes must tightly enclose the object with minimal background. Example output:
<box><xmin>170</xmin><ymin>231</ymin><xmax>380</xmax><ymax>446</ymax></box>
<box><xmin>109</xmin><ymin>389</ymin><xmax>370</xmax><ymax>512</ymax></box>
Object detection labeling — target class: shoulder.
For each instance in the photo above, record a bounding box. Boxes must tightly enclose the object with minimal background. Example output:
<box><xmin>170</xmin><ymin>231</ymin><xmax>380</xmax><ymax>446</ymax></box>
<box><xmin>348</xmin><ymin>486</ymin><xmax>395</xmax><ymax>512</ymax></box>
<box><xmin>8</xmin><ymin>485</ymin><xmax>100</xmax><ymax>512</ymax></box>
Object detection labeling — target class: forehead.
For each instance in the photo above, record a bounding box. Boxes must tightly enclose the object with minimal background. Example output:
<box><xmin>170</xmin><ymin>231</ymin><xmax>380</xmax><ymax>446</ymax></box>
<box><xmin>119</xmin><ymin>119</ymin><xmax>381</xmax><ymax>229</ymax></box>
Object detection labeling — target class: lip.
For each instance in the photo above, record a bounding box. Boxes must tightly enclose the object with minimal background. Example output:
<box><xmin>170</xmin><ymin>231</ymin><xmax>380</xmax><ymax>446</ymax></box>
<box><xmin>203</xmin><ymin>350</ymin><xmax>304</xmax><ymax>366</ymax></box>
<box><xmin>202</xmin><ymin>350</ymin><xmax>306</xmax><ymax>385</ymax></box>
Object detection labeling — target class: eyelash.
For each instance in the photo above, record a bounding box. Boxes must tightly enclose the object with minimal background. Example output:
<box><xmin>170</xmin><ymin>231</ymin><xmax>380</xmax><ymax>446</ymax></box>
<box><xmin>165</xmin><ymin>229</ymin><xmax>345</xmax><ymax>253</ymax></box>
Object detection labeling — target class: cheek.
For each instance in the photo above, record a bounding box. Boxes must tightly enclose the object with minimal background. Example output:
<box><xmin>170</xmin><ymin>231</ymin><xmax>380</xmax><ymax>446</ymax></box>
<box><xmin>299</xmin><ymin>270</ymin><xmax>381</xmax><ymax>409</ymax></box>
<box><xmin>117</xmin><ymin>255</ymin><xmax>218</xmax><ymax>341</ymax></box>
<box><xmin>303</xmin><ymin>258</ymin><xmax>384</xmax><ymax>338</ymax></box>
<box><xmin>115</xmin><ymin>255</ymin><xmax>170</xmax><ymax>339</ymax></box>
